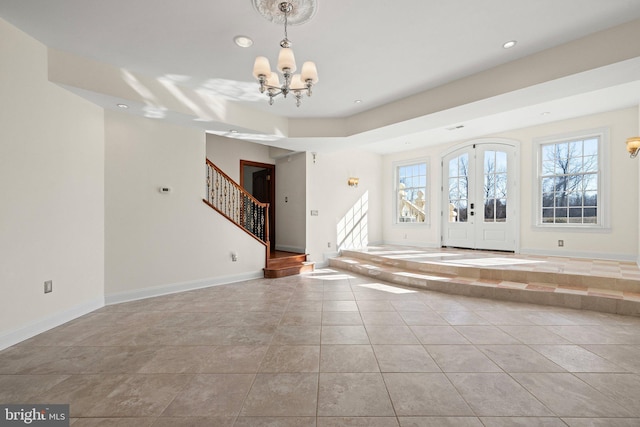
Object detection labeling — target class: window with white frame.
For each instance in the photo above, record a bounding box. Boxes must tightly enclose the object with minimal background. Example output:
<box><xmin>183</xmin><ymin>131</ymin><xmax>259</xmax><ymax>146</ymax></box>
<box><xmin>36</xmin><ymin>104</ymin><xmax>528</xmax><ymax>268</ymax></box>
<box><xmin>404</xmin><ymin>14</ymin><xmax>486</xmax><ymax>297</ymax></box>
<box><xmin>535</xmin><ymin>129</ymin><xmax>608</xmax><ymax>227</ymax></box>
<box><xmin>395</xmin><ymin>160</ymin><xmax>428</xmax><ymax>224</ymax></box>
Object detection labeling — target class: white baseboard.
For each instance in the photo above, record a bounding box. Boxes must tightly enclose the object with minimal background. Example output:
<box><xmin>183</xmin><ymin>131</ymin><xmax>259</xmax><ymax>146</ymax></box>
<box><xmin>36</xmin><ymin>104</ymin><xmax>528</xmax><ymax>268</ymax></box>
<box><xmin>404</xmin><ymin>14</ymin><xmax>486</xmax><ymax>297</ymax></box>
<box><xmin>0</xmin><ymin>297</ymin><xmax>104</xmax><ymax>351</ymax></box>
<box><xmin>520</xmin><ymin>247</ymin><xmax>638</xmax><ymax>262</ymax></box>
<box><xmin>105</xmin><ymin>270</ymin><xmax>264</xmax><ymax>305</ymax></box>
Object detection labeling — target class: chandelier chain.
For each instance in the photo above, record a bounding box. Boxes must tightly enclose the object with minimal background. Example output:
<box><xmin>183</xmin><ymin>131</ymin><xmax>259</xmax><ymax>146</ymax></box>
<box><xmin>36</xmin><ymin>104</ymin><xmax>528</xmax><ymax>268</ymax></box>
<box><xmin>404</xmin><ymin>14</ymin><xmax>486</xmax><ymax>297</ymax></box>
<box><xmin>283</xmin><ymin>3</ymin><xmax>288</xmax><ymax>42</ymax></box>
<box><xmin>280</xmin><ymin>2</ymin><xmax>292</xmax><ymax>48</ymax></box>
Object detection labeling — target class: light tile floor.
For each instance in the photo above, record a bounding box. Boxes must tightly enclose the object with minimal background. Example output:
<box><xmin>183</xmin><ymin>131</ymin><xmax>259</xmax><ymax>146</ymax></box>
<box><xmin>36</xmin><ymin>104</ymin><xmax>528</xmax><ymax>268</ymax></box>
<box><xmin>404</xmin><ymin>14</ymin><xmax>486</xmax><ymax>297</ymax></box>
<box><xmin>2</xmin><ymin>269</ymin><xmax>640</xmax><ymax>426</ymax></box>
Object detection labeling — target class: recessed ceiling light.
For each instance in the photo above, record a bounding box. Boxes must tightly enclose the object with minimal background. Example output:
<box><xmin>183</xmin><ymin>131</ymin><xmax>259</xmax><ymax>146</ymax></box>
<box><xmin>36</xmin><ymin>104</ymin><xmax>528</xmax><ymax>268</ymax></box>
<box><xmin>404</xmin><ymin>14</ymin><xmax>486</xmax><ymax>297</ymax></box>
<box><xmin>230</xmin><ymin>129</ymin><xmax>238</xmax><ymax>133</ymax></box>
<box><xmin>354</xmin><ymin>100</ymin><xmax>363</xmax><ymax>104</ymax></box>
<box><xmin>502</xmin><ymin>40</ymin><xmax>517</xmax><ymax>49</ymax></box>
<box><xmin>541</xmin><ymin>111</ymin><xmax>551</xmax><ymax>116</ymax></box>
<box><xmin>234</xmin><ymin>35</ymin><xmax>253</xmax><ymax>48</ymax></box>
<box><xmin>117</xmin><ymin>103</ymin><xmax>129</xmax><ymax>109</ymax></box>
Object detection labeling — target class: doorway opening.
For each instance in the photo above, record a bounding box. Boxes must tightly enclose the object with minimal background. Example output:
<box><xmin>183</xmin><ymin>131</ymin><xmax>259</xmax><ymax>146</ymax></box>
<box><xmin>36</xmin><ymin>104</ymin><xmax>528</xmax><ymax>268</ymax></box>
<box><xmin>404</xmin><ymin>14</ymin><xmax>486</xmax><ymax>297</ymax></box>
<box><xmin>240</xmin><ymin>160</ymin><xmax>276</xmax><ymax>251</ymax></box>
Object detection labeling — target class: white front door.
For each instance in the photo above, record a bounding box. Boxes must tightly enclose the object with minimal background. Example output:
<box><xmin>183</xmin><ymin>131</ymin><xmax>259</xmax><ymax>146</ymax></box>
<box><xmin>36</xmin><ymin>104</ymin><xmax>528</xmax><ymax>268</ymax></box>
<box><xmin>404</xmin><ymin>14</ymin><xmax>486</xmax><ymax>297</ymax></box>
<box><xmin>442</xmin><ymin>142</ymin><xmax>518</xmax><ymax>251</ymax></box>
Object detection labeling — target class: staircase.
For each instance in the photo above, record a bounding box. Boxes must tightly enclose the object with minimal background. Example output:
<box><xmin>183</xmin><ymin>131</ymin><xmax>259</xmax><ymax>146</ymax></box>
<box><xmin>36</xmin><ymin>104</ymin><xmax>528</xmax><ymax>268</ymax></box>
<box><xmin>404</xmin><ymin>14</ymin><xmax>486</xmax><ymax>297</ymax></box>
<box><xmin>204</xmin><ymin>159</ymin><xmax>313</xmax><ymax>278</ymax></box>
<box><xmin>264</xmin><ymin>251</ymin><xmax>315</xmax><ymax>279</ymax></box>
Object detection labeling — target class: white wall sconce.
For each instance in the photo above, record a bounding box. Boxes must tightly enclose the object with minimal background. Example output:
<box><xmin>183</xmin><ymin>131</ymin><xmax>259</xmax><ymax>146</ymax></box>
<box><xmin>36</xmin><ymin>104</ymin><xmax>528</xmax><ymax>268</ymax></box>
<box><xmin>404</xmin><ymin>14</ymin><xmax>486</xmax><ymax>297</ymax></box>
<box><xmin>626</xmin><ymin>137</ymin><xmax>640</xmax><ymax>158</ymax></box>
<box><xmin>347</xmin><ymin>177</ymin><xmax>359</xmax><ymax>187</ymax></box>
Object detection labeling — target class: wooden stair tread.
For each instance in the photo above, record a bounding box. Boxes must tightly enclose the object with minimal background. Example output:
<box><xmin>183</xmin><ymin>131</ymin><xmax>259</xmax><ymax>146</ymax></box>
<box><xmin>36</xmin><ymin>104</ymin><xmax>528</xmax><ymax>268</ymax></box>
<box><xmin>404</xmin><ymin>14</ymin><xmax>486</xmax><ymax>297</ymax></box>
<box><xmin>267</xmin><ymin>254</ymin><xmax>308</xmax><ymax>268</ymax></box>
<box><xmin>264</xmin><ymin>252</ymin><xmax>314</xmax><ymax>278</ymax></box>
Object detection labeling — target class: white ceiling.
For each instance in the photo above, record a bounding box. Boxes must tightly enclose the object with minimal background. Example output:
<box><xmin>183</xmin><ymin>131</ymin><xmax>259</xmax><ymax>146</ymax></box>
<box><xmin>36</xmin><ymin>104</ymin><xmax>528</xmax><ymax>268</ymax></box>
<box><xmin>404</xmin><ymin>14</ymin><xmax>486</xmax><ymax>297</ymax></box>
<box><xmin>1</xmin><ymin>0</ymin><xmax>640</xmax><ymax>153</ymax></box>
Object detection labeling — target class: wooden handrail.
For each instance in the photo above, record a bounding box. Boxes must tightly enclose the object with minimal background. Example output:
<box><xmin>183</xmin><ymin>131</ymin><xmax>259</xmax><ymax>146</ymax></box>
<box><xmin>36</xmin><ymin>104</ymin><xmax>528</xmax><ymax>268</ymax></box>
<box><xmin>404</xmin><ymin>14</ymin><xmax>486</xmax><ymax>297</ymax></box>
<box><xmin>204</xmin><ymin>158</ymin><xmax>270</xmax><ymax>247</ymax></box>
<box><xmin>206</xmin><ymin>159</ymin><xmax>268</xmax><ymax>208</ymax></box>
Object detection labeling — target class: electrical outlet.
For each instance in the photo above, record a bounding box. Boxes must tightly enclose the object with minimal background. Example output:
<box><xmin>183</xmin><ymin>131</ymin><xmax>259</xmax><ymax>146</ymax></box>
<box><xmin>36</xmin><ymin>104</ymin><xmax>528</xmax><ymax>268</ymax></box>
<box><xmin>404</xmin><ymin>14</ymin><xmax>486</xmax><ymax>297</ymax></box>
<box><xmin>558</xmin><ymin>240</ymin><xmax>564</xmax><ymax>247</ymax></box>
<box><xmin>327</xmin><ymin>242</ymin><xmax>331</xmax><ymax>248</ymax></box>
<box><xmin>44</xmin><ymin>280</ymin><xmax>53</xmax><ymax>294</ymax></box>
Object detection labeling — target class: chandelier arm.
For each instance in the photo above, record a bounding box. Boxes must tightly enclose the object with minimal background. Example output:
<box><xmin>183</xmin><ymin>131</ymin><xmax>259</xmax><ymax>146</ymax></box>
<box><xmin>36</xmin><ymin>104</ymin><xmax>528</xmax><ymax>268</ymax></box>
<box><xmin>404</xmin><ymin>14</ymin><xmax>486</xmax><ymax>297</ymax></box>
<box><xmin>266</xmin><ymin>88</ymin><xmax>283</xmax><ymax>97</ymax></box>
<box><xmin>257</xmin><ymin>75</ymin><xmax>267</xmax><ymax>93</ymax></box>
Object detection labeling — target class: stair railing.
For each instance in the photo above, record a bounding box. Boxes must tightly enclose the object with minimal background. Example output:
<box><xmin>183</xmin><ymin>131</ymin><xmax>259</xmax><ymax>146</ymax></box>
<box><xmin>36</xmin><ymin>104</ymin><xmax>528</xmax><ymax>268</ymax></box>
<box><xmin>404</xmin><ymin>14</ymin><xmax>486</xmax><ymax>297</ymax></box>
<box><xmin>204</xmin><ymin>159</ymin><xmax>270</xmax><ymax>247</ymax></box>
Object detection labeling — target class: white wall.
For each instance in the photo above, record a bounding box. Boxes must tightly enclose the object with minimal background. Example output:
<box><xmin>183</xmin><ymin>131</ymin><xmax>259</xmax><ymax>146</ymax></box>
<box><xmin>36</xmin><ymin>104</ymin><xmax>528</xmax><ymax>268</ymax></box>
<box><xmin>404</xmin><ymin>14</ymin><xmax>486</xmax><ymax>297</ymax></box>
<box><xmin>105</xmin><ymin>112</ymin><xmax>266</xmax><ymax>302</ymax></box>
<box><xmin>307</xmin><ymin>150</ymin><xmax>383</xmax><ymax>266</ymax></box>
<box><xmin>206</xmin><ymin>134</ymin><xmax>273</xmax><ymax>182</ymax></box>
<box><xmin>382</xmin><ymin>107</ymin><xmax>639</xmax><ymax>261</ymax></box>
<box><xmin>275</xmin><ymin>152</ymin><xmax>307</xmax><ymax>253</ymax></box>
<box><xmin>0</xmin><ymin>18</ymin><xmax>105</xmax><ymax>349</ymax></box>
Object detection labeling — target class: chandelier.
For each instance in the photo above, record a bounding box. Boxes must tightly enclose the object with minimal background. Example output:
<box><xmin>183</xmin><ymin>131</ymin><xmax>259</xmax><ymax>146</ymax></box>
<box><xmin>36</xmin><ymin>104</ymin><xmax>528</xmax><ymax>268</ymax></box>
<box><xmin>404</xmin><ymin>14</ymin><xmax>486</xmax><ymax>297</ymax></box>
<box><xmin>252</xmin><ymin>1</ymin><xmax>319</xmax><ymax>107</ymax></box>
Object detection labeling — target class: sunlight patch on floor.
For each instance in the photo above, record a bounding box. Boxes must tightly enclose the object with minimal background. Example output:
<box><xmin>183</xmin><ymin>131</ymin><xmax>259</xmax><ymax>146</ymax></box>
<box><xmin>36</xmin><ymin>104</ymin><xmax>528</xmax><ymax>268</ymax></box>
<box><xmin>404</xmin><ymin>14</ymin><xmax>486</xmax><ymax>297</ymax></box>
<box><xmin>385</xmin><ymin>253</ymin><xmax>460</xmax><ymax>260</ymax></box>
<box><xmin>306</xmin><ymin>273</ymin><xmax>355</xmax><ymax>281</ymax></box>
<box><xmin>358</xmin><ymin>283</ymin><xmax>416</xmax><ymax>294</ymax></box>
<box><xmin>394</xmin><ymin>271</ymin><xmax>451</xmax><ymax>281</ymax></box>
<box><xmin>366</xmin><ymin>250</ymin><xmax>425</xmax><ymax>255</ymax></box>
<box><xmin>438</xmin><ymin>257</ymin><xmax>544</xmax><ymax>267</ymax></box>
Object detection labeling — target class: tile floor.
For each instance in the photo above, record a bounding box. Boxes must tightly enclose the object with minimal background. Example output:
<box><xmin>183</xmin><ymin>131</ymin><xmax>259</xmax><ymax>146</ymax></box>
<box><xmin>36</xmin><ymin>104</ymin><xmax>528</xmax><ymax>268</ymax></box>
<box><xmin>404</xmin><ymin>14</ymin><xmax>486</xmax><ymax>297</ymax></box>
<box><xmin>2</xmin><ymin>268</ymin><xmax>640</xmax><ymax>426</ymax></box>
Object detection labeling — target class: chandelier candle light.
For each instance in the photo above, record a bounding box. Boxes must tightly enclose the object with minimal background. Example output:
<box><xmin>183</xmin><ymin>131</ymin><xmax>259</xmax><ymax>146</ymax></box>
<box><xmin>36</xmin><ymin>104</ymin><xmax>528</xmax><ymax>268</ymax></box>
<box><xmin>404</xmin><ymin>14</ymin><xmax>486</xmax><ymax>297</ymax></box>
<box><xmin>252</xmin><ymin>1</ymin><xmax>318</xmax><ymax>107</ymax></box>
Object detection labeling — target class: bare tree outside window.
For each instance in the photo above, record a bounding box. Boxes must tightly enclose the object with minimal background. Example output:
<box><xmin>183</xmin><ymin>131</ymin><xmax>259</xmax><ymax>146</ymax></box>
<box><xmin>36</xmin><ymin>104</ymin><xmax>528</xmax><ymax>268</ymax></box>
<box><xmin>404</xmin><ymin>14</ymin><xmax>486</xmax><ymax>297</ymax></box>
<box><xmin>540</xmin><ymin>138</ymin><xmax>599</xmax><ymax>224</ymax></box>
<box><xmin>483</xmin><ymin>150</ymin><xmax>508</xmax><ymax>222</ymax></box>
<box><xmin>448</xmin><ymin>154</ymin><xmax>468</xmax><ymax>222</ymax></box>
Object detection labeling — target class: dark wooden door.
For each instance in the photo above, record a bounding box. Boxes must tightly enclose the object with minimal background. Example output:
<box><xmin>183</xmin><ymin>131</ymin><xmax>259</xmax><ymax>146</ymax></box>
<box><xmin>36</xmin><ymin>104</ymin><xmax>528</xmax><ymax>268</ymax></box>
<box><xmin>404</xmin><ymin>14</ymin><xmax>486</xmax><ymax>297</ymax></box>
<box><xmin>252</xmin><ymin>169</ymin><xmax>271</xmax><ymax>204</ymax></box>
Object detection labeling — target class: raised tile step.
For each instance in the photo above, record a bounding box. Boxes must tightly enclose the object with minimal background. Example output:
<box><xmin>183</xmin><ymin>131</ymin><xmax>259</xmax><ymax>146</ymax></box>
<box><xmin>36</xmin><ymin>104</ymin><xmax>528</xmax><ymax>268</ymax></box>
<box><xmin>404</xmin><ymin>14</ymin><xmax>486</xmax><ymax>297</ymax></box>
<box><xmin>339</xmin><ymin>249</ymin><xmax>640</xmax><ymax>294</ymax></box>
<box><xmin>330</xmin><ymin>252</ymin><xmax>640</xmax><ymax>317</ymax></box>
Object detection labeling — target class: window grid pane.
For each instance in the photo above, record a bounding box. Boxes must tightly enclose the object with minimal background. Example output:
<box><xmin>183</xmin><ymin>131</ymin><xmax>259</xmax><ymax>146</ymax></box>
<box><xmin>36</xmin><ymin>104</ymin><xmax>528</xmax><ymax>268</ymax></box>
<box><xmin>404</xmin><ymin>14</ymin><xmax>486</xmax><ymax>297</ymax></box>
<box><xmin>539</xmin><ymin>137</ymin><xmax>599</xmax><ymax>225</ymax></box>
<box><xmin>484</xmin><ymin>150</ymin><xmax>508</xmax><ymax>222</ymax></box>
<box><xmin>448</xmin><ymin>154</ymin><xmax>468</xmax><ymax>223</ymax></box>
<box><xmin>397</xmin><ymin>162</ymin><xmax>427</xmax><ymax>223</ymax></box>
